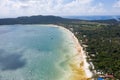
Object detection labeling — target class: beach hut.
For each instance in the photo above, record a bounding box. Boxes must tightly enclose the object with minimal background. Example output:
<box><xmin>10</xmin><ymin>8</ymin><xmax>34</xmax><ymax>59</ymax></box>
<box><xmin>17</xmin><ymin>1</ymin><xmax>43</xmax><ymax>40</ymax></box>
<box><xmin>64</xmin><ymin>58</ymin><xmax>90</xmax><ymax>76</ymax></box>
<box><xmin>105</xmin><ymin>74</ymin><xmax>114</xmax><ymax>79</ymax></box>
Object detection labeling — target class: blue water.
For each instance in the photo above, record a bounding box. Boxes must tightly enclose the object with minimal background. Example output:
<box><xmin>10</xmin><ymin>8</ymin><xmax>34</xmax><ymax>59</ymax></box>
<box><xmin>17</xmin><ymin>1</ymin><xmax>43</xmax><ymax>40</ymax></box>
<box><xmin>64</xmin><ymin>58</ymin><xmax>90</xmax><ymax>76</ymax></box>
<box><xmin>0</xmin><ymin>25</ymin><xmax>76</xmax><ymax>80</ymax></box>
<box><xmin>63</xmin><ymin>15</ymin><xmax>120</xmax><ymax>20</ymax></box>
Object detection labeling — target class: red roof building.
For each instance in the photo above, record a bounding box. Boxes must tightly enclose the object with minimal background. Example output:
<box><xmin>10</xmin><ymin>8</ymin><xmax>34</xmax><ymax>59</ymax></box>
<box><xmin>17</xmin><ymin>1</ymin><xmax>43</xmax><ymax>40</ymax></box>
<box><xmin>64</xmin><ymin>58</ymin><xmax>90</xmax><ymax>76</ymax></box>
<box><xmin>105</xmin><ymin>74</ymin><xmax>114</xmax><ymax>78</ymax></box>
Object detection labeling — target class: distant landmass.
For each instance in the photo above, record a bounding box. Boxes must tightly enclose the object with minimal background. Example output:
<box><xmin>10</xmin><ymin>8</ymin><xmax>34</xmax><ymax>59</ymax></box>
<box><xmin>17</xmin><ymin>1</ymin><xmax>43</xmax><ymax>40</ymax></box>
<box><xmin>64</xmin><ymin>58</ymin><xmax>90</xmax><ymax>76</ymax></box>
<box><xmin>0</xmin><ymin>15</ymin><xmax>120</xmax><ymax>25</ymax></box>
<box><xmin>0</xmin><ymin>15</ymin><xmax>81</xmax><ymax>25</ymax></box>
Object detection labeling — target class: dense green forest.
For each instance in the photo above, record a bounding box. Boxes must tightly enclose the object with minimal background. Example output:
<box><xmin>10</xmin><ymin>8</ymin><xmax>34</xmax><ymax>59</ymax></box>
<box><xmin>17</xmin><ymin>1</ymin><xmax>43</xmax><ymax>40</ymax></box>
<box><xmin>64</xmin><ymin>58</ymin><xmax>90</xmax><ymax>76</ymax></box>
<box><xmin>0</xmin><ymin>15</ymin><xmax>120</xmax><ymax>79</ymax></box>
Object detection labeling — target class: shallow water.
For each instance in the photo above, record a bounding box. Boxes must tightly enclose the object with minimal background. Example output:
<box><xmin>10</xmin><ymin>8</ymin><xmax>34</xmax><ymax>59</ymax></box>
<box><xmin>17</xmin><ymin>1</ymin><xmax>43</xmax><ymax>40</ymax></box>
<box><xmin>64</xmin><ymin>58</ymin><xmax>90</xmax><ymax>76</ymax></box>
<box><xmin>0</xmin><ymin>25</ymin><xmax>77</xmax><ymax>80</ymax></box>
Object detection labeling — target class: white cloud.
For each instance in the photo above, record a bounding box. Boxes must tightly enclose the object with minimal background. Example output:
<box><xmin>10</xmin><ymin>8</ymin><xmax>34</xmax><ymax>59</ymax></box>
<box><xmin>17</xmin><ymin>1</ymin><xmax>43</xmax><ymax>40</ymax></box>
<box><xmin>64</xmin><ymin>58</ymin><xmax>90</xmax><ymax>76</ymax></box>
<box><xmin>58</xmin><ymin>0</ymin><xmax>105</xmax><ymax>15</ymax></box>
<box><xmin>111</xmin><ymin>0</ymin><xmax>120</xmax><ymax>15</ymax></box>
<box><xmin>113</xmin><ymin>0</ymin><xmax>120</xmax><ymax>8</ymax></box>
<box><xmin>0</xmin><ymin>0</ymin><xmax>106</xmax><ymax>18</ymax></box>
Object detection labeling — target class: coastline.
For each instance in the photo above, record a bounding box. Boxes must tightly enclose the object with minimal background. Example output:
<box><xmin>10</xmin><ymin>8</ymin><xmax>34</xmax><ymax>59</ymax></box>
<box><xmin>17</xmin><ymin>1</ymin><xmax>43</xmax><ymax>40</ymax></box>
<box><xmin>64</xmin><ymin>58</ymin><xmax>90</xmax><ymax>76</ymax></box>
<box><xmin>54</xmin><ymin>25</ymin><xmax>93</xmax><ymax>79</ymax></box>
<box><xmin>0</xmin><ymin>24</ymin><xmax>93</xmax><ymax>80</ymax></box>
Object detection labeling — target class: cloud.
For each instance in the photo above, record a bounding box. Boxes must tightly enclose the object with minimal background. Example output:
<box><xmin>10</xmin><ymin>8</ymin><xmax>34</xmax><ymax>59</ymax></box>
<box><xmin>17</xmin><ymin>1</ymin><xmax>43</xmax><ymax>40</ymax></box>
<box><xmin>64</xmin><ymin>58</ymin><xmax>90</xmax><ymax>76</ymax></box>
<box><xmin>60</xmin><ymin>0</ymin><xmax>105</xmax><ymax>15</ymax></box>
<box><xmin>113</xmin><ymin>0</ymin><xmax>120</xmax><ymax>8</ymax></box>
<box><xmin>0</xmin><ymin>0</ymin><xmax>108</xmax><ymax>18</ymax></box>
<box><xmin>111</xmin><ymin>0</ymin><xmax>120</xmax><ymax>15</ymax></box>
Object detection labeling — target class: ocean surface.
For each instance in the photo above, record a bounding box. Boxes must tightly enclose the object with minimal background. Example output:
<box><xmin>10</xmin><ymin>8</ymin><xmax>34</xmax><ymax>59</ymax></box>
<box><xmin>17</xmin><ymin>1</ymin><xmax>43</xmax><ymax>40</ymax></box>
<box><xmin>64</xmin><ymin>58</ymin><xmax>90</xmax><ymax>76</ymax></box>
<box><xmin>0</xmin><ymin>25</ymin><xmax>79</xmax><ymax>80</ymax></box>
<box><xmin>63</xmin><ymin>15</ymin><xmax>120</xmax><ymax>20</ymax></box>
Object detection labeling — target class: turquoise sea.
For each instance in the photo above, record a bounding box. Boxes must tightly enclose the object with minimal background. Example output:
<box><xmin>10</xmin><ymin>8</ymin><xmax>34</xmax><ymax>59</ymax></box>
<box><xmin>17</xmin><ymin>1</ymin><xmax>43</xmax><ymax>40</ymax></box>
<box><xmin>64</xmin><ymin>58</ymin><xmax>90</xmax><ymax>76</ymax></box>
<box><xmin>0</xmin><ymin>25</ymin><xmax>77</xmax><ymax>80</ymax></box>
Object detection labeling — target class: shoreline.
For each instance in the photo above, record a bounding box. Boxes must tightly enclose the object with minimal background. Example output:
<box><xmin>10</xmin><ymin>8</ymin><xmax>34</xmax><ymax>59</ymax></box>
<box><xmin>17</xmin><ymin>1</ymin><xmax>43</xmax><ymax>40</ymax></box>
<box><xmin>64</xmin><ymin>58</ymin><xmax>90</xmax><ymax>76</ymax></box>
<box><xmin>54</xmin><ymin>25</ymin><xmax>93</xmax><ymax>79</ymax></box>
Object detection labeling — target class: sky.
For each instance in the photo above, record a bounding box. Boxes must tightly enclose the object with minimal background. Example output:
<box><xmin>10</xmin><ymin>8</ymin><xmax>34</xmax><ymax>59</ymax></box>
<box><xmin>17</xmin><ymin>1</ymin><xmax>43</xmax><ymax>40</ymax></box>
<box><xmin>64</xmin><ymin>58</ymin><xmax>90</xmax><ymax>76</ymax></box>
<box><xmin>0</xmin><ymin>0</ymin><xmax>120</xmax><ymax>18</ymax></box>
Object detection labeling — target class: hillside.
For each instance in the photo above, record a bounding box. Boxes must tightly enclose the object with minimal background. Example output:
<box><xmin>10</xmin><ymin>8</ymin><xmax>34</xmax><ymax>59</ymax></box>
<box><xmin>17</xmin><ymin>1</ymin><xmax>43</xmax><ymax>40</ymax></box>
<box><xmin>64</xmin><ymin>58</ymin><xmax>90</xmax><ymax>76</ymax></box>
<box><xmin>0</xmin><ymin>15</ymin><xmax>81</xmax><ymax>25</ymax></box>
